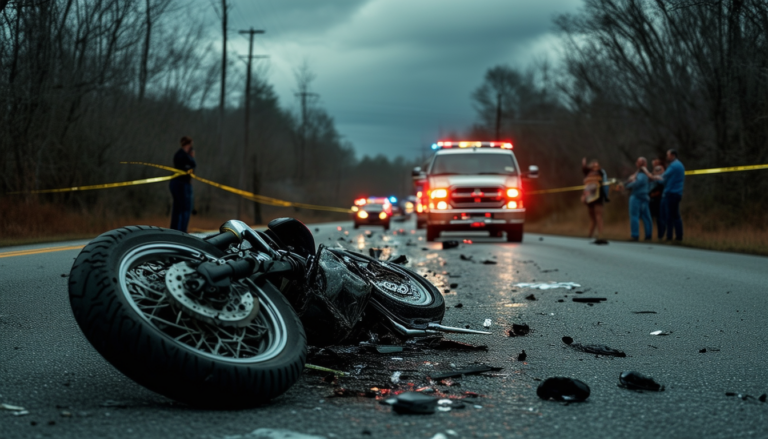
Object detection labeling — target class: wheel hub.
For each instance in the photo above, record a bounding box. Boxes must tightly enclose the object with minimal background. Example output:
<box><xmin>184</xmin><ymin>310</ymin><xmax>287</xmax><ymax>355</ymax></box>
<box><xmin>165</xmin><ymin>262</ymin><xmax>259</xmax><ymax>327</ymax></box>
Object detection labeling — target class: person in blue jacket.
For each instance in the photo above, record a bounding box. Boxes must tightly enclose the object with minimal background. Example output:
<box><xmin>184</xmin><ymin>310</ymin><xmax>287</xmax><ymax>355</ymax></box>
<box><xmin>644</xmin><ymin>149</ymin><xmax>685</xmax><ymax>241</ymax></box>
<box><xmin>169</xmin><ymin>136</ymin><xmax>196</xmax><ymax>232</ymax></box>
<box><xmin>623</xmin><ymin>157</ymin><xmax>652</xmax><ymax>241</ymax></box>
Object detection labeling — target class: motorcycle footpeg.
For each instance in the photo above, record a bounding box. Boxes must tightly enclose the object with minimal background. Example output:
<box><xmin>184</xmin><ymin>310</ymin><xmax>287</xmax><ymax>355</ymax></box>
<box><xmin>387</xmin><ymin>317</ymin><xmax>491</xmax><ymax>337</ymax></box>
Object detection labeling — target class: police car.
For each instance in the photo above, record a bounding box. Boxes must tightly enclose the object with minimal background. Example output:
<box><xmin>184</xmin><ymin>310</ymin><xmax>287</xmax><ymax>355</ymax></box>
<box><xmin>351</xmin><ymin>197</ymin><xmax>393</xmax><ymax>230</ymax></box>
<box><xmin>412</xmin><ymin>141</ymin><xmax>538</xmax><ymax>242</ymax></box>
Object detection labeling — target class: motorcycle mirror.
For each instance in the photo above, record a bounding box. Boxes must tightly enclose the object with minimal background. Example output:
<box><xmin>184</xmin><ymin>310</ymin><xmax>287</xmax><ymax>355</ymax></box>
<box><xmin>412</xmin><ymin>166</ymin><xmax>422</xmax><ymax>177</ymax></box>
<box><xmin>526</xmin><ymin>165</ymin><xmax>539</xmax><ymax>179</ymax></box>
<box><xmin>267</xmin><ymin>218</ymin><xmax>315</xmax><ymax>258</ymax></box>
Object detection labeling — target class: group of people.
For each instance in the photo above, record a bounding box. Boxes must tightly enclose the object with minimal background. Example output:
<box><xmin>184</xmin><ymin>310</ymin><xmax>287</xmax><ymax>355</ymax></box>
<box><xmin>582</xmin><ymin>149</ymin><xmax>685</xmax><ymax>243</ymax></box>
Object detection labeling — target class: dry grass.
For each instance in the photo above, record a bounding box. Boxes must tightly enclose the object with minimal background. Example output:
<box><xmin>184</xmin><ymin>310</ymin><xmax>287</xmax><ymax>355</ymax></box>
<box><xmin>527</xmin><ymin>203</ymin><xmax>768</xmax><ymax>257</ymax></box>
<box><xmin>0</xmin><ymin>199</ymin><xmax>344</xmax><ymax>247</ymax></box>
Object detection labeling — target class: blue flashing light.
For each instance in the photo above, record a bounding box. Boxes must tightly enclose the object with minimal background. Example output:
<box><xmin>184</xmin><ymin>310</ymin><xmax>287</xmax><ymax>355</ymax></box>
<box><xmin>389</xmin><ymin>196</ymin><xmax>398</xmax><ymax>203</ymax></box>
<box><xmin>431</xmin><ymin>143</ymin><xmax>439</xmax><ymax>149</ymax></box>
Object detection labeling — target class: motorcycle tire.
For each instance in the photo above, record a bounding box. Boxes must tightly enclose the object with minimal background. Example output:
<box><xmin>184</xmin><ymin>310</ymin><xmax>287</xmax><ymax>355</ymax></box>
<box><xmin>68</xmin><ymin>226</ymin><xmax>306</xmax><ymax>408</ymax></box>
<box><xmin>334</xmin><ymin>250</ymin><xmax>445</xmax><ymax>327</ymax></box>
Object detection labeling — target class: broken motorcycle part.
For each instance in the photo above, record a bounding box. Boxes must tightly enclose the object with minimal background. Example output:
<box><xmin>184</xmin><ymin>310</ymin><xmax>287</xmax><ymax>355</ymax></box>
<box><xmin>537</xmin><ymin>377</ymin><xmax>590</xmax><ymax>402</ymax></box>
<box><xmin>618</xmin><ymin>371</ymin><xmax>664</xmax><ymax>391</ymax></box>
<box><xmin>561</xmin><ymin>337</ymin><xmax>626</xmax><ymax>357</ymax></box>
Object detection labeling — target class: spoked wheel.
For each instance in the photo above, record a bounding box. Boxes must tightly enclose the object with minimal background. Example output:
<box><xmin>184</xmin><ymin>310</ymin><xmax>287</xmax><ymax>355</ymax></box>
<box><xmin>68</xmin><ymin>226</ymin><xmax>306</xmax><ymax>408</ymax></box>
<box><xmin>332</xmin><ymin>250</ymin><xmax>445</xmax><ymax>328</ymax></box>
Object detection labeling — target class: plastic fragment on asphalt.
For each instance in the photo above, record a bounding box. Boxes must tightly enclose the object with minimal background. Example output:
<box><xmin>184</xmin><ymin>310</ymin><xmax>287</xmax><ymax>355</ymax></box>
<box><xmin>760</xmin><ymin>394</ymin><xmax>767</xmax><ymax>402</ymax></box>
<box><xmin>506</xmin><ymin>323</ymin><xmax>530</xmax><ymax>337</ymax></box>
<box><xmin>391</xmin><ymin>371</ymin><xmax>402</xmax><ymax>384</ymax></box>
<box><xmin>699</xmin><ymin>348</ymin><xmax>707</xmax><ymax>353</ymax></box>
<box><xmin>618</xmin><ymin>371</ymin><xmax>664</xmax><ymax>391</ymax></box>
<box><xmin>450</xmin><ymin>283</ymin><xmax>458</xmax><ymax>288</ymax></box>
<box><xmin>0</xmin><ymin>403</ymin><xmax>25</xmax><ymax>411</ymax></box>
<box><xmin>483</xmin><ymin>319</ymin><xmax>492</xmax><ymax>328</ymax></box>
<box><xmin>572</xmin><ymin>297</ymin><xmax>607</xmax><ymax>303</ymax></box>
<box><xmin>459</xmin><ymin>254</ymin><xmax>473</xmax><ymax>261</ymax></box>
<box><xmin>223</xmin><ymin>428</ymin><xmax>327</xmax><ymax>439</ymax></box>
<box><xmin>429</xmin><ymin>365</ymin><xmax>503</xmax><ymax>380</ymax></box>
<box><xmin>481</xmin><ymin>259</ymin><xmax>497</xmax><ymax>265</ymax></box>
<box><xmin>391</xmin><ymin>392</ymin><xmax>438</xmax><ymax>414</ymax></box>
<box><xmin>650</xmin><ymin>330</ymin><xmax>670</xmax><ymax>336</ymax></box>
<box><xmin>442</xmin><ymin>240</ymin><xmax>460</xmax><ymax>249</ymax></box>
<box><xmin>561</xmin><ymin>336</ymin><xmax>626</xmax><ymax>357</ymax></box>
<box><xmin>436</xmin><ymin>399</ymin><xmax>466</xmax><ymax>412</ymax></box>
<box><xmin>305</xmin><ymin>364</ymin><xmax>347</xmax><ymax>376</ymax></box>
<box><xmin>514</xmin><ymin>282</ymin><xmax>581</xmax><ymax>290</ymax></box>
<box><xmin>525</xmin><ymin>294</ymin><xmax>537</xmax><ymax>301</ymax></box>
<box><xmin>376</xmin><ymin>345</ymin><xmax>403</xmax><ymax>354</ymax></box>
<box><xmin>537</xmin><ymin>377</ymin><xmax>591</xmax><ymax>402</ymax></box>
<box><xmin>13</xmin><ymin>410</ymin><xmax>29</xmax><ymax>416</ymax></box>
<box><xmin>389</xmin><ymin>255</ymin><xmax>408</xmax><ymax>265</ymax></box>
<box><xmin>517</xmin><ymin>350</ymin><xmax>527</xmax><ymax>361</ymax></box>
<box><xmin>632</xmin><ymin>311</ymin><xmax>657</xmax><ymax>314</ymax></box>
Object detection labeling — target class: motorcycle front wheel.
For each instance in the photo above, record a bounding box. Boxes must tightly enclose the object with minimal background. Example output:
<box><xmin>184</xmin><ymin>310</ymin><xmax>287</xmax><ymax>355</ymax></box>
<box><xmin>68</xmin><ymin>226</ymin><xmax>306</xmax><ymax>408</ymax></box>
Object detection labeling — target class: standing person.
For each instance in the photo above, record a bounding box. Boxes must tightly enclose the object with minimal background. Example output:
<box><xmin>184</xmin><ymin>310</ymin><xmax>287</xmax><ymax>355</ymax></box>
<box><xmin>644</xmin><ymin>149</ymin><xmax>684</xmax><ymax>241</ymax></box>
<box><xmin>581</xmin><ymin>158</ymin><xmax>608</xmax><ymax>242</ymax></box>
<box><xmin>169</xmin><ymin>136</ymin><xmax>196</xmax><ymax>232</ymax></box>
<box><xmin>648</xmin><ymin>163</ymin><xmax>665</xmax><ymax>238</ymax></box>
<box><xmin>623</xmin><ymin>157</ymin><xmax>652</xmax><ymax>241</ymax></box>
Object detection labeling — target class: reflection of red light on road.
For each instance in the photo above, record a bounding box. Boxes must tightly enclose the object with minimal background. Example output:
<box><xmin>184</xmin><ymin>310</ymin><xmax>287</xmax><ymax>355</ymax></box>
<box><xmin>337</xmin><ymin>226</ymin><xmax>342</xmax><ymax>231</ymax></box>
<box><xmin>471</xmin><ymin>222</ymin><xmax>485</xmax><ymax>228</ymax></box>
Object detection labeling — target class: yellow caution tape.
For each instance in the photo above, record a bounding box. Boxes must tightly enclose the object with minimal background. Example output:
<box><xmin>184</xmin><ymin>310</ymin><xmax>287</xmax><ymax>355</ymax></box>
<box><xmin>529</xmin><ymin>163</ymin><xmax>768</xmax><ymax>195</ymax></box>
<box><xmin>123</xmin><ymin>162</ymin><xmax>353</xmax><ymax>213</ymax></box>
<box><xmin>684</xmin><ymin>163</ymin><xmax>768</xmax><ymax>175</ymax></box>
<box><xmin>7</xmin><ymin>174</ymin><xmax>179</xmax><ymax>194</ymax></box>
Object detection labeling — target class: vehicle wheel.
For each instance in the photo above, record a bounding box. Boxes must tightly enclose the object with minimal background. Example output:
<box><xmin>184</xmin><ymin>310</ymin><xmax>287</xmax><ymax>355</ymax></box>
<box><xmin>68</xmin><ymin>226</ymin><xmax>307</xmax><ymax>408</ymax></box>
<box><xmin>426</xmin><ymin>225</ymin><xmax>440</xmax><ymax>242</ymax></box>
<box><xmin>333</xmin><ymin>250</ymin><xmax>445</xmax><ymax>328</ymax></box>
<box><xmin>506</xmin><ymin>224</ymin><xmax>524</xmax><ymax>243</ymax></box>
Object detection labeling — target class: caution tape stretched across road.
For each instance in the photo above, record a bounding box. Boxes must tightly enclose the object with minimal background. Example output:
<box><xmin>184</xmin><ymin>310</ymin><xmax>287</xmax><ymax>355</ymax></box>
<box><xmin>8</xmin><ymin>161</ymin><xmax>353</xmax><ymax>214</ymax></box>
<box><xmin>529</xmin><ymin>163</ymin><xmax>768</xmax><ymax>195</ymax></box>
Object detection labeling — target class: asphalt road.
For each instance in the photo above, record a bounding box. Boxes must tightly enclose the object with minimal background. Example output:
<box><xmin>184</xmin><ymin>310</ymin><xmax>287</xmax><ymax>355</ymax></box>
<box><xmin>1</xmin><ymin>218</ymin><xmax>767</xmax><ymax>439</ymax></box>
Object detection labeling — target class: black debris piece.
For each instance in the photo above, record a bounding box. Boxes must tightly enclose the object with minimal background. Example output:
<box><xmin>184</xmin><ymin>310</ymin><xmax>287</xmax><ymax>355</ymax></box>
<box><xmin>455</xmin><ymin>303</ymin><xmax>463</xmax><ymax>308</ymax></box>
<box><xmin>60</xmin><ymin>274</ymin><xmax>68</xmax><ymax>277</ymax></box>
<box><xmin>315</xmin><ymin>228</ymin><xmax>320</xmax><ymax>232</ymax></box>
<box><xmin>506</xmin><ymin>323</ymin><xmax>530</xmax><ymax>337</ymax></box>
<box><xmin>444</xmin><ymin>289</ymin><xmax>450</xmax><ymax>293</ymax></box>
<box><xmin>541</xmin><ymin>269</ymin><xmax>558</xmax><ymax>273</ymax></box>
<box><xmin>421</xmin><ymin>247</ymin><xmax>429</xmax><ymax>251</ymax></box>
<box><xmin>618</xmin><ymin>371</ymin><xmax>664</xmax><ymax>391</ymax></box>
<box><xmin>432</xmin><ymin>339</ymin><xmax>488</xmax><ymax>351</ymax></box>
<box><xmin>442</xmin><ymin>240</ymin><xmax>460</xmax><ymax>250</ymax></box>
<box><xmin>450</xmin><ymin>283</ymin><xmax>458</xmax><ymax>288</ymax></box>
<box><xmin>517</xmin><ymin>350</ymin><xmax>527</xmax><ymax>361</ymax></box>
<box><xmin>572</xmin><ymin>297</ymin><xmax>607</xmax><ymax>303</ymax></box>
<box><xmin>537</xmin><ymin>377</ymin><xmax>590</xmax><ymax>402</ymax></box>
<box><xmin>562</xmin><ymin>337</ymin><xmax>626</xmax><ymax>357</ymax></box>
<box><xmin>557</xmin><ymin>299</ymin><xmax>564</xmax><ymax>302</ymax></box>
<box><xmin>391</xmin><ymin>392</ymin><xmax>438</xmax><ymax>414</ymax></box>
<box><xmin>429</xmin><ymin>365</ymin><xmax>503</xmax><ymax>380</ymax></box>
<box><xmin>459</xmin><ymin>254</ymin><xmax>473</xmax><ymax>261</ymax></box>
<box><xmin>632</xmin><ymin>311</ymin><xmax>657</xmax><ymax>314</ymax></box>
<box><xmin>389</xmin><ymin>255</ymin><xmax>408</xmax><ymax>265</ymax></box>
<box><xmin>338</xmin><ymin>236</ymin><xmax>346</xmax><ymax>241</ymax></box>
<box><xmin>760</xmin><ymin>394</ymin><xmax>767</xmax><ymax>403</ymax></box>
<box><xmin>369</xmin><ymin>248</ymin><xmax>383</xmax><ymax>259</ymax></box>
<box><xmin>525</xmin><ymin>294</ymin><xmax>537</xmax><ymax>301</ymax></box>
<box><xmin>376</xmin><ymin>345</ymin><xmax>404</xmax><ymax>354</ymax></box>
<box><xmin>539</xmin><ymin>237</ymin><xmax>543</xmax><ymax>241</ymax></box>
<box><xmin>699</xmin><ymin>348</ymin><xmax>707</xmax><ymax>353</ymax></box>
<box><xmin>482</xmin><ymin>259</ymin><xmax>497</xmax><ymax>265</ymax></box>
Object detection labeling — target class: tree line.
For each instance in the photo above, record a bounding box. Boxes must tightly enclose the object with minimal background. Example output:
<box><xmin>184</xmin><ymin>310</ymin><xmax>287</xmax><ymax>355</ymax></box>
<box><xmin>470</xmin><ymin>0</ymin><xmax>768</xmax><ymax>224</ymax></box>
<box><xmin>0</xmin><ymin>0</ymin><xmax>416</xmax><ymax>225</ymax></box>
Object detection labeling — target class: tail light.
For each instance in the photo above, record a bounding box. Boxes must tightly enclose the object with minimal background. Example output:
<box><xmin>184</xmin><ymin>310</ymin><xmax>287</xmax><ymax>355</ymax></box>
<box><xmin>430</xmin><ymin>188</ymin><xmax>448</xmax><ymax>199</ymax></box>
<box><xmin>506</xmin><ymin>188</ymin><xmax>520</xmax><ymax>198</ymax></box>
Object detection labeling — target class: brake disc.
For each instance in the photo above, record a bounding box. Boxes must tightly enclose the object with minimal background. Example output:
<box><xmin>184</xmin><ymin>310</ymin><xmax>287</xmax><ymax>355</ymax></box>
<box><xmin>165</xmin><ymin>262</ymin><xmax>259</xmax><ymax>328</ymax></box>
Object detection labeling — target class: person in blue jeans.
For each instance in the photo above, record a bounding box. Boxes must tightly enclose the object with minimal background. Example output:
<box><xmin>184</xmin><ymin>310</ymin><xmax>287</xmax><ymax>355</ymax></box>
<box><xmin>169</xmin><ymin>136</ymin><xmax>196</xmax><ymax>232</ymax></box>
<box><xmin>623</xmin><ymin>157</ymin><xmax>652</xmax><ymax>241</ymax></box>
<box><xmin>644</xmin><ymin>149</ymin><xmax>684</xmax><ymax>241</ymax></box>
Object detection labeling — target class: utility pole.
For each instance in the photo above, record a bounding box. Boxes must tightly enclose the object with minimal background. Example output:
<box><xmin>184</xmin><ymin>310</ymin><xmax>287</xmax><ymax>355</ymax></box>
<box><xmin>237</xmin><ymin>27</ymin><xmax>266</xmax><ymax>224</ymax></box>
<box><xmin>294</xmin><ymin>90</ymin><xmax>318</xmax><ymax>181</ymax></box>
<box><xmin>495</xmin><ymin>92</ymin><xmax>502</xmax><ymax>140</ymax></box>
<box><xmin>218</xmin><ymin>0</ymin><xmax>230</xmax><ymax>152</ymax></box>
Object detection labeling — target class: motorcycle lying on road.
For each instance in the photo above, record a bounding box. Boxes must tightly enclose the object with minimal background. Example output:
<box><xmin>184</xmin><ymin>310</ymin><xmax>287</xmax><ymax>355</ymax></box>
<box><xmin>68</xmin><ymin>218</ymin><xmax>487</xmax><ymax>408</ymax></box>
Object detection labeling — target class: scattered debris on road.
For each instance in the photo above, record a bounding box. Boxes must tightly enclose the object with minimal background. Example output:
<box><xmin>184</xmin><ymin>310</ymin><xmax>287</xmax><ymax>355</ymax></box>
<box><xmin>225</xmin><ymin>428</ymin><xmax>328</xmax><ymax>439</ymax></box>
<box><xmin>441</xmin><ymin>240</ymin><xmax>459</xmax><ymax>249</ymax></box>
<box><xmin>481</xmin><ymin>259</ymin><xmax>497</xmax><ymax>265</ymax></box>
<box><xmin>618</xmin><ymin>371</ymin><xmax>664</xmax><ymax>391</ymax></box>
<box><xmin>517</xmin><ymin>350</ymin><xmax>527</xmax><ymax>361</ymax></box>
<box><xmin>506</xmin><ymin>323</ymin><xmax>530</xmax><ymax>337</ymax></box>
<box><xmin>632</xmin><ymin>311</ymin><xmax>657</xmax><ymax>314</ymax></box>
<box><xmin>572</xmin><ymin>297</ymin><xmax>607</xmax><ymax>303</ymax></box>
<box><xmin>514</xmin><ymin>282</ymin><xmax>581</xmax><ymax>290</ymax></box>
<box><xmin>525</xmin><ymin>294</ymin><xmax>537</xmax><ymax>301</ymax></box>
<box><xmin>430</xmin><ymin>365</ymin><xmax>503</xmax><ymax>380</ymax></box>
<box><xmin>483</xmin><ymin>319</ymin><xmax>492</xmax><ymax>328</ymax></box>
<box><xmin>537</xmin><ymin>377</ymin><xmax>591</xmax><ymax>402</ymax></box>
<box><xmin>0</xmin><ymin>403</ymin><xmax>25</xmax><ymax>411</ymax></box>
<box><xmin>562</xmin><ymin>336</ymin><xmax>627</xmax><ymax>357</ymax></box>
<box><xmin>390</xmin><ymin>392</ymin><xmax>438</xmax><ymax>414</ymax></box>
<box><xmin>650</xmin><ymin>330</ymin><xmax>671</xmax><ymax>336</ymax></box>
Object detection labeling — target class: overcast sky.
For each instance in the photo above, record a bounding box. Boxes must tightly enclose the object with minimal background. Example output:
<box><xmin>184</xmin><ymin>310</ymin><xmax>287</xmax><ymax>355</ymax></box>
<box><xmin>222</xmin><ymin>0</ymin><xmax>582</xmax><ymax>160</ymax></box>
